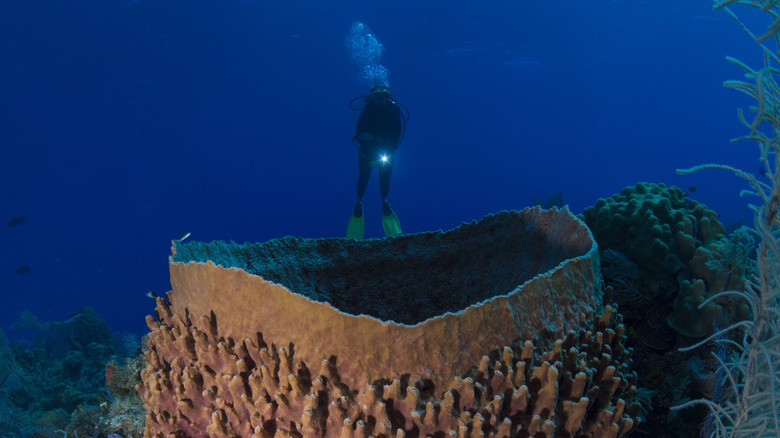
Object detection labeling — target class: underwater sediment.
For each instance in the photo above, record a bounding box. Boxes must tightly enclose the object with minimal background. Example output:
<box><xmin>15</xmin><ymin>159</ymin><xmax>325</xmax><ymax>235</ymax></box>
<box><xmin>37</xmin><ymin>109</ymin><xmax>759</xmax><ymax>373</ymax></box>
<box><xmin>139</xmin><ymin>208</ymin><xmax>642</xmax><ymax>437</ymax></box>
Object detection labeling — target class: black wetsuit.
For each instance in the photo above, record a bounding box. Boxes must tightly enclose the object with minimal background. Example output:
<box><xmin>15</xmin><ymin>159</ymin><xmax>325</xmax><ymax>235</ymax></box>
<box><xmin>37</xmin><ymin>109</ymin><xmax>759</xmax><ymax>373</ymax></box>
<box><xmin>355</xmin><ymin>98</ymin><xmax>403</xmax><ymax>200</ymax></box>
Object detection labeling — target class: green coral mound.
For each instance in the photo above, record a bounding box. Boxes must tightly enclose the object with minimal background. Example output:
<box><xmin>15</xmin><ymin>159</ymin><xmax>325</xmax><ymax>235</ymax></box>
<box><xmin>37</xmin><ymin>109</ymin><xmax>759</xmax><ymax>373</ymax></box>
<box><xmin>581</xmin><ymin>182</ymin><xmax>723</xmax><ymax>294</ymax></box>
<box><xmin>580</xmin><ymin>182</ymin><xmax>750</xmax><ymax>338</ymax></box>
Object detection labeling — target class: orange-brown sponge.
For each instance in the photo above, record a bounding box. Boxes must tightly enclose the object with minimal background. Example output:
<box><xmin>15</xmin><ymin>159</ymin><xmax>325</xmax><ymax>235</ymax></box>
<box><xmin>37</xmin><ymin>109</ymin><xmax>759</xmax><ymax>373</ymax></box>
<box><xmin>139</xmin><ymin>208</ymin><xmax>640</xmax><ymax>436</ymax></box>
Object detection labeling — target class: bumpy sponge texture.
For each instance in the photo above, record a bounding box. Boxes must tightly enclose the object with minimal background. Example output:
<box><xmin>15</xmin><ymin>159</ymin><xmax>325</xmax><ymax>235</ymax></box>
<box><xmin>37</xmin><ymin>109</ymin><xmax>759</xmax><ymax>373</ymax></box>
<box><xmin>141</xmin><ymin>302</ymin><xmax>639</xmax><ymax>437</ymax></box>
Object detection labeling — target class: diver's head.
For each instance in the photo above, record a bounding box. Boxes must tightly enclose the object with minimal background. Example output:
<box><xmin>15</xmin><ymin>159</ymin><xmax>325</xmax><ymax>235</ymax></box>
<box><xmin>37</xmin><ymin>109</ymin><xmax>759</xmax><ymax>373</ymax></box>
<box><xmin>370</xmin><ymin>84</ymin><xmax>391</xmax><ymax>104</ymax></box>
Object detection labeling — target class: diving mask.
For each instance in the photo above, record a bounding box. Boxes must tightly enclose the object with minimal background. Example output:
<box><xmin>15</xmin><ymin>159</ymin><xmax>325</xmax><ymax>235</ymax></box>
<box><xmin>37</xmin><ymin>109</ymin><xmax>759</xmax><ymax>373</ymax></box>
<box><xmin>370</xmin><ymin>85</ymin><xmax>391</xmax><ymax>103</ymax></box>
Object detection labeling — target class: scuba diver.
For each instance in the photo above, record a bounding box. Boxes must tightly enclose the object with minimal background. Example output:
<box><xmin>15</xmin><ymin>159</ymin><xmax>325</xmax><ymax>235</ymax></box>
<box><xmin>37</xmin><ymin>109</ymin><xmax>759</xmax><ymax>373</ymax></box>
<box><xmin>347</xmin><ymin>84</ymin><xmax>408</xmax><ymax>239</ymax></box>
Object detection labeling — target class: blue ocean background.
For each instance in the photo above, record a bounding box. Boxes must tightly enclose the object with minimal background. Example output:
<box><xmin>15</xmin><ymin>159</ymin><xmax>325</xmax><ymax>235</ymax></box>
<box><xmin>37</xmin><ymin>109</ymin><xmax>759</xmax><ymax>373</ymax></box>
<box><xmin>0</xmin><ymin>0</ymin><xmax>765</xmax><ymax>337</ymax></box>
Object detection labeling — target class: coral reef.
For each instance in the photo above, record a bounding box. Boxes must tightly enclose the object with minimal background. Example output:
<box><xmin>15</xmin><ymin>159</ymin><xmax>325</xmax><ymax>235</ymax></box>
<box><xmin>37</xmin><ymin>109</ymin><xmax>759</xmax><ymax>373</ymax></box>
<box><xmin>66</xmin><ymin>352</ymin><xmax>147</xmax><ymax>438</ymax></box>
<box><xmin>12</xmin><ymin>306</ymin><xmax>114</xmax><ymax>357</ymax></box>
<box><xmin>579</xmin><ymin>182</ymin><xmax>751</xmax><ymax>339</ymax></box>
<box><xmin>0</xmin><ymin>308</ymin><xmax>145</xmax><ymax>438</ymax></box>
<box><xmin>578</xmin><ymin>182</ymin><xmax>758</xmax><ymax>435</ymax></box>
<box><xmin>65</xmin><ymin>351</ymin><xmax>146</xmax><ymax>438</ymax></box>
<box><xmin>667</xmin><ymin>227</ymin><xmax>753</xmax><ymax>339</ymax></box>
<box><xmin>140</xmin><ymin>208</ymin><xmax>642</xmax><ymax>436</ymax></box>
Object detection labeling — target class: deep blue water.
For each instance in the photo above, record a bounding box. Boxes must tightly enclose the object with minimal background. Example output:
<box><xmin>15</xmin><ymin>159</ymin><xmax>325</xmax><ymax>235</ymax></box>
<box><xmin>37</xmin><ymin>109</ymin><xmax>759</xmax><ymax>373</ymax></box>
<box><xmin>0</xmin><ymin>0</ymin><xmax>768</xmax><ymax>335</ymax></box>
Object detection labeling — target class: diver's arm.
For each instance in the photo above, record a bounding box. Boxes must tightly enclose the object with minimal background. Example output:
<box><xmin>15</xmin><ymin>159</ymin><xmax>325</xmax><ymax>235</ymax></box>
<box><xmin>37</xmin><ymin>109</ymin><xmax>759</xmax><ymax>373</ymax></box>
<box><xmin>356</xmin><ymin>105</ymin><xmax>383</xmax><ymax>144</ymax></box>
<box><xmin>389</xmin><ymin>104</ymin><xmax>403</xmax><ymax>150</ymax></box>
<box><xmin>355</xmin><ymin>109</ymin><xmax>369</xmax><ymax>141</ymax></box>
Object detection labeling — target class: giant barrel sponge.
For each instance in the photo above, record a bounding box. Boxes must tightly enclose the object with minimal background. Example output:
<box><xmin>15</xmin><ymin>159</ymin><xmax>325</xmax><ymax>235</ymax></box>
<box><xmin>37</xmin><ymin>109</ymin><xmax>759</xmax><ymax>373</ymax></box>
<box><xmin>139</xmin><ymin>208</ymin><xmax>641</xmax><ymax>437</ymax></box>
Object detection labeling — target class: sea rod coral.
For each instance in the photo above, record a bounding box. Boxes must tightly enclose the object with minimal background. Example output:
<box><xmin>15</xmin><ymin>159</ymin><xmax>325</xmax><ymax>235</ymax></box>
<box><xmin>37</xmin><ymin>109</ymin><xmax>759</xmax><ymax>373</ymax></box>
<box><xmin>672</xmin><ymin>1</ymin><xmax>780</xmax><ymax>436</ymax></box>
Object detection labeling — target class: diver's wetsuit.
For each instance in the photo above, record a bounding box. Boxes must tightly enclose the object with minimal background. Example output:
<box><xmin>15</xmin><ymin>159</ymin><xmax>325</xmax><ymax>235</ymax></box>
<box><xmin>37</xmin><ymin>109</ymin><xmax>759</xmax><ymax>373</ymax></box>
<box><xmin>355</xmin><ymin>98</ymin><xmax>403</xmax><ymax>200</ymax></box>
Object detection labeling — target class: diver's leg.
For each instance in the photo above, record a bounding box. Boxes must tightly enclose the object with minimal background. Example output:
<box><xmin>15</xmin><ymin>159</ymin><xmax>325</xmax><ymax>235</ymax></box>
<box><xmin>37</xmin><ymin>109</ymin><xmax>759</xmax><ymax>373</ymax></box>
<box><xmin>378</xmin><ymin>162</ymin><xmax>401</xmax><ymax>236</ymax></box>
<box><xmin>357</xmin><ymin>152</ymin><xmax>372</xmax><ymax>199</ymax></box>
<box><xmin>379</xmin><ymin>162</ymin><xmax>393</xmax><ymax>215</ymax></box>
<box><xmin>355</xmin><ymin>151</ymin><xmax>372</xmax><ymax>216</ymax></box>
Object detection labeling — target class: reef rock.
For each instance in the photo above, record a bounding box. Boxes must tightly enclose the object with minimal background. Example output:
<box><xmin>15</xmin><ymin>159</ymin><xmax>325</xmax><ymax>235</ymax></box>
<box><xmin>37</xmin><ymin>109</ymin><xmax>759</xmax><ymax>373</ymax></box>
<box><xmin>140</xmin><ymin>208</ymin><xmax>640</xmax><ymax>437</ymax></box>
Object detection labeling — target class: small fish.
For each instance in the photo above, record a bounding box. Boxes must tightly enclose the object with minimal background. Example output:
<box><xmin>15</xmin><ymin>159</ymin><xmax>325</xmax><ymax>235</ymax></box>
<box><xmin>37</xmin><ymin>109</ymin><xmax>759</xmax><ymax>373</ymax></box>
<box><xmin>146</xmin><ymin>290</ymin><xmax>157</xmax><ymax>298</ymax></box>
<box><xmin>180</xmin><ymin>232</ymin><xmax>191</xmax><ymax>241</ymax></box>
<box><xmin>14</xmin><ymin>265</ymin><xmax>30</xmax><ymax>275</ymax></box>
<box><xmin>6</xmin><ymin>216</ymin><xmax>25</xmax><ymax>227</ymax></box>
<box><xmin>688</xmin><ymin>186</ymin><xmax>697</xmax><ymax>193</ymax></box>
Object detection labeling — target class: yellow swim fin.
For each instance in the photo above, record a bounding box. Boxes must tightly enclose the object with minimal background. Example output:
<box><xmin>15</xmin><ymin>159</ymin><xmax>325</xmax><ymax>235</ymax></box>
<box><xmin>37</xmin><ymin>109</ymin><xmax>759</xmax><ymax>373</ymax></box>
<box><xmin>382</xmin><ymin>211</ymin><xmax>402</xmax><ymax>237</ymax></box>
<box><xmin>347</xmin><ymin>213</ymin><xmax>364</xmax><ymax>239</ymax></box>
